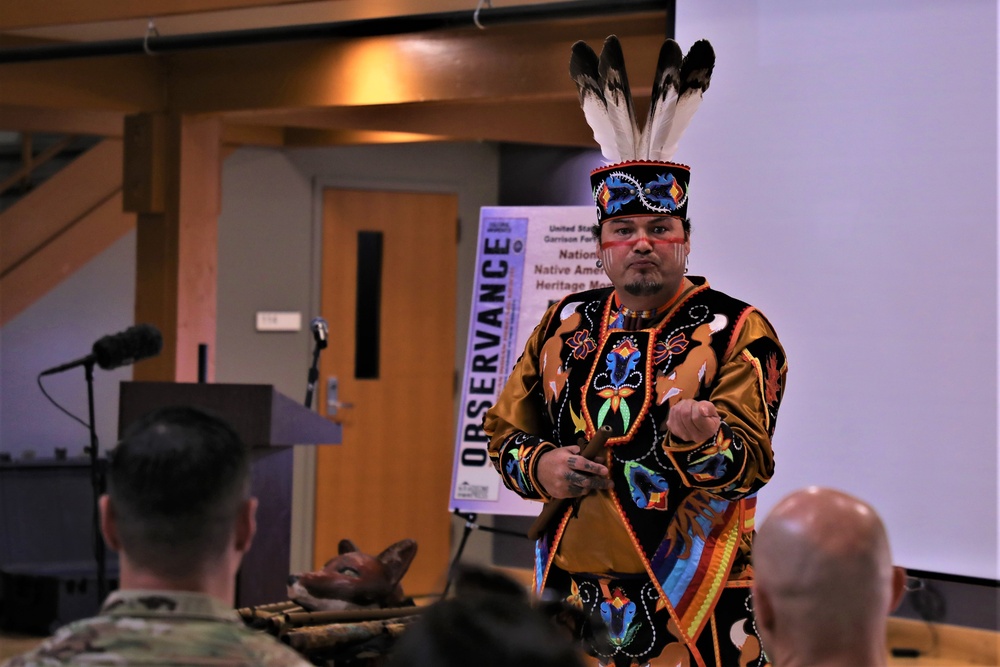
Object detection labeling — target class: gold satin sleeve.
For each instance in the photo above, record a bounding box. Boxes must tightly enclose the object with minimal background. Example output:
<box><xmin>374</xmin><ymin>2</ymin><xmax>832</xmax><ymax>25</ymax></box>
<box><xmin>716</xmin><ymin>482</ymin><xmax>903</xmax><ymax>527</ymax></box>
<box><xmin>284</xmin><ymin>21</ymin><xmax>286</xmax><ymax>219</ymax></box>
<box><xmin>484</xmin><ymin>302</ymin><xmax>561</xmax><ymax>501</ymax></box>
<box><xmin>664</xmin><ymin>310</ymin><xmax>785</xmax><ymax>497</ymax></box>
<box><xmin>484</xmin><ymin>303</ymin><xmax>550</xmax><ymax>449</ymax></box>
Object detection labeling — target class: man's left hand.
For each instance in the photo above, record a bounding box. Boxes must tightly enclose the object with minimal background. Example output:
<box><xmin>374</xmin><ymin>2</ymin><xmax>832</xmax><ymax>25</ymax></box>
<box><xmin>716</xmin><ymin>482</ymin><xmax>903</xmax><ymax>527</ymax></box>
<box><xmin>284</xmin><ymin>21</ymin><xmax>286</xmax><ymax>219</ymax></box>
<box><xmin>666</xmin><ymin>399</ymin><xmax>721</xmax><ymax>443</ymax></box>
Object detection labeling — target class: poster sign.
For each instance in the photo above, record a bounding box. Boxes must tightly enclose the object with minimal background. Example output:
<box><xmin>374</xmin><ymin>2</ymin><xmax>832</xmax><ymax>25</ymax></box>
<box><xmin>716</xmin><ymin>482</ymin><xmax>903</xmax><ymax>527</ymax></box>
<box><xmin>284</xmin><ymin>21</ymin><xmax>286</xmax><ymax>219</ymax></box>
<box><xmin>449</xmin><ymin>206</ymin><xmax>610</xmax><ymax>516</ymax></box>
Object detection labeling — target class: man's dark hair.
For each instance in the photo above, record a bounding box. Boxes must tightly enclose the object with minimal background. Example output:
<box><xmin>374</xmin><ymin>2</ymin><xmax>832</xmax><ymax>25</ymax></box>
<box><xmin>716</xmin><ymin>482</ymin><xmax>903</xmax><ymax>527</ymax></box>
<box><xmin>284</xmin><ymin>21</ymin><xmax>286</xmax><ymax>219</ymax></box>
<box><xmin>385</xmin><ymin>566</ymin><xmax>586</xmax><ymax>667</ymax></box>
<box><xmin>108</xmin><ymin>405</ymin><xmax>251</xmax><ymax>577</ymax></box>
<box><xmin>590</xmin><ymin>217</ymin><xmax>692</xmax><ymax>241</ymax></box>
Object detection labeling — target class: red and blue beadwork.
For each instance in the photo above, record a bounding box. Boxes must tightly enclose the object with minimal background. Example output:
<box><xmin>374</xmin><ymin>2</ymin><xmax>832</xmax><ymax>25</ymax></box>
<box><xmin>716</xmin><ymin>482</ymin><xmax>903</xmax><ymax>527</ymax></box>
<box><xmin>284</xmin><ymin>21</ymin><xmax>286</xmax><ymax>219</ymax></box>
<box><xmin>591</xmin><ymin>160</ymin><xmax>691</xmax><ymax>224</ymax></box>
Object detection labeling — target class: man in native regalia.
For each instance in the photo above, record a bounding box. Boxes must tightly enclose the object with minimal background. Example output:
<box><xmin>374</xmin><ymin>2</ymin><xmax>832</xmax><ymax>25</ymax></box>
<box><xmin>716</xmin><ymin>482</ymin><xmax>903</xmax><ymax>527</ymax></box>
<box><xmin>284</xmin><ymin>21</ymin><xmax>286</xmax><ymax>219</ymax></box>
<box><xmin>485</xmin><ymin>35</ymin><xmax>787</xmax><ymax>667</ymax></box>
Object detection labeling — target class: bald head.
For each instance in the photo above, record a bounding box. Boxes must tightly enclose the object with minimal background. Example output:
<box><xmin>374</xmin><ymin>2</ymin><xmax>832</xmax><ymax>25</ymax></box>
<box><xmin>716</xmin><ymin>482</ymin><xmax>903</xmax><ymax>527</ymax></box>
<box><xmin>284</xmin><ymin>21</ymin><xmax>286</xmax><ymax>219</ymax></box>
<box><xmin>753</xmin><ymin>487</ymin><xmax>905</xmax><ymax>664</ymax></box>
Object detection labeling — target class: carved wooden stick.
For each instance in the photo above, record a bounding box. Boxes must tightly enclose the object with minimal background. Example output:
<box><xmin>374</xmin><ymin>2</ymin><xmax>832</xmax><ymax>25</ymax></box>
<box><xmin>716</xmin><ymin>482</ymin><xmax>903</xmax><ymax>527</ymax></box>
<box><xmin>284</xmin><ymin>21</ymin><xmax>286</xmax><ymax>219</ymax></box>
<box><xmin>282</xmin><ymin>605</ymin><xmax>423</xmax><ymax>627</ymax></box>
<box><xmin>281</xmin><ymin>617</ymin><xmax>416</xmax><ymax>652</ymax></box>
<box><xmin>237</xmin><ymin>600</ymin><xmax>302</xmax><ymax>621</ymax></box>
<box><xmin>526</xmin><ymin>425</ymin><xmax>613</xmax><ymax>541</ymax></box>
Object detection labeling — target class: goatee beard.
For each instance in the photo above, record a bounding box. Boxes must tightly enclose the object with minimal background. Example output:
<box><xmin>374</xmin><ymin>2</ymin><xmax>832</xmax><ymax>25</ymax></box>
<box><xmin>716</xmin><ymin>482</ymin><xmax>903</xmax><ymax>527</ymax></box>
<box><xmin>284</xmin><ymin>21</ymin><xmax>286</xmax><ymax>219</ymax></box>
<box><xmin>624</xmin><ymin>279</ymin><xmax>664</xmax><ymax>297</ymax></box>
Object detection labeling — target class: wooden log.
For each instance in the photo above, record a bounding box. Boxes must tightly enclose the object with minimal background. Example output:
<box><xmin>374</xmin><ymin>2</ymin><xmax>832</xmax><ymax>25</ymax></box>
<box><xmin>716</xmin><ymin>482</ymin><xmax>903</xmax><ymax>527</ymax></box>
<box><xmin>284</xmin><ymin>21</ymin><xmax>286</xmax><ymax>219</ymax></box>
<box><xmin>281</xmin><ymin>617</ymin><xmax>418</xmax><ymax>652</ymax></box>
<box><xmin>282</xmin><ymin>606</ymin><xmax>423</xmax><ymax>627</ymax></box>
<box><xmin>237</xmin><ymin>600</ymin><xmax>302</xmax><ymax>621</ymax></box>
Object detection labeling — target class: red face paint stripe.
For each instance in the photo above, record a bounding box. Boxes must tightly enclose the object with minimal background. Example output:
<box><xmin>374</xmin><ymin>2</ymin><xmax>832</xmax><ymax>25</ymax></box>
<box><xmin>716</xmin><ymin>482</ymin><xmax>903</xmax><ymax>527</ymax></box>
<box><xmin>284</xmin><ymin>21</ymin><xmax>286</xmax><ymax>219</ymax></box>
<box><xmin>600</xmin><ymin>238</ymin><xmax>686</xmax><ymax>250</ymax></box>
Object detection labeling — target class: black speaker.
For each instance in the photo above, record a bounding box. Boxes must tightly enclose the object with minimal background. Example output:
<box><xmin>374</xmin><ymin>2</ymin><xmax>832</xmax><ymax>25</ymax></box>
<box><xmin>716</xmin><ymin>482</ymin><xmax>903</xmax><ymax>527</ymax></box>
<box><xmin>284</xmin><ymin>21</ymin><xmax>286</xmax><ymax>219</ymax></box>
<box><xmin>0</xmin><ymin>562</ymin><xmax>119</xmax><ymax>635</ymax></box>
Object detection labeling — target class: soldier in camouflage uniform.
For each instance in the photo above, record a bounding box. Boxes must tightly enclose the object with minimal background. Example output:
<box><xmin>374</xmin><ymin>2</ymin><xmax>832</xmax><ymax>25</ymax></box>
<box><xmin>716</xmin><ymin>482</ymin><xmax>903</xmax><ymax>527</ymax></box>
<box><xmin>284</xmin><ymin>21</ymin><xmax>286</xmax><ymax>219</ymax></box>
<box><xmin>2</xmin><ymin>406</ymin><xmax>311</xmax><ymax>667</ymax></box>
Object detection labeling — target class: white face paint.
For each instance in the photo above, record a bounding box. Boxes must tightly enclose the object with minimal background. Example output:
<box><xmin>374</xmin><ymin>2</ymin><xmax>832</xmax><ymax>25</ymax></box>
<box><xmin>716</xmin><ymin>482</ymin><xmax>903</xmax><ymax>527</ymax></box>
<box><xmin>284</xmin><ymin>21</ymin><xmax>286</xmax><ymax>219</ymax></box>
<box><xmin>600</xmin><ymin>245</ymin><xmax>616</xmax><ymax>275</ymax></box>
<box><xmin>665</xmin><ymin>241</ymin><xmax>686</xmax><ymax>273</ymax></box>
<box><xmin>597</xmin><ymin>215</ymin><xmax>690</xmax><ymax>306</ymax></box>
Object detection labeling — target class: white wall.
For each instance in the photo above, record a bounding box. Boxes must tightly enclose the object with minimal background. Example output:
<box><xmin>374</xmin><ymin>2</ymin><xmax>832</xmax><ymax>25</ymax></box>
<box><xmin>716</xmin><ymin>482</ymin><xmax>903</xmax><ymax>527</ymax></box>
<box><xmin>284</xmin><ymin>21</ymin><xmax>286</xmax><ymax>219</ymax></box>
<box><xmin>676</xmin><ymin>0</ymin><xmax>998</xmax><ymax>579</ymax></box>
<box><xmin>0</xmin><ymin>232</ymin><xmax>136</xmax><ymax>458</ymax></box>
<box><xmin>216</xmin><ymin>149</ymin><xmax>317</xmax><ymax>397</ymax></box>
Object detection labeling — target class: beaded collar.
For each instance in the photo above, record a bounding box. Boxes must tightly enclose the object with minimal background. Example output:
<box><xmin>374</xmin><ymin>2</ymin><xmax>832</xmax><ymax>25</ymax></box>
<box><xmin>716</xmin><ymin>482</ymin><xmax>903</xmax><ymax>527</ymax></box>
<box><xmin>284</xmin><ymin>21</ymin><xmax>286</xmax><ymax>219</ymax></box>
<box><xmin>618</xmin><ymin>303</ymin><xmax>672</xmax><ymax>331</ymax></box>
<box><xmin>613</xmin><ymin>281</ymin><xmax>688</xmax><ymax>331</ymax></box>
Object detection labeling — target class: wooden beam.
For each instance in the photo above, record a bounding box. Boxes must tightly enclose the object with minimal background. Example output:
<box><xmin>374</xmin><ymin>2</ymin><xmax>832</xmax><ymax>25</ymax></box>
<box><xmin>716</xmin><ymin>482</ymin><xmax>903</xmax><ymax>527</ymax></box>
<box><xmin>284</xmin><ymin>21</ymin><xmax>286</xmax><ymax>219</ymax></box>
<box><xmin>123</xmin><ymin>114</ymin><xmax>169</xmax><ymax>213</ymax></box>
<box><xmin>0</xmin><ymin>0</ymin><xmax>564</xmax><ymax>34</ymax></box>
<box><xmin>19</xmin><ymin>134</ymin><xmax>32</xmax><ymax>186</ymax></box>
<box><xmin>0</xmin><ymin>134</ymin><xmax>77</xmax><ymax>196</ymax></box>
<box><xmin>0</xmin><ymin>55</ymin><xmax>164</xmax><ymax>111</ymax></box>
<box><xmin>222</xmin><ymin>123</ymin><xmax>286</xmax><ymax>147</ymax></box>
<box><xmin>131</xmin><ymin>114</ymin><xmax>222</xmax><ymax>383</ymax></box>
<box><xmin>0</xmin><ymin>35</ymin><xmax>59</xmax><ymax>48</ymax></box>
<box><xmin>165</xmin><ymin>15</ymin><xmax>665</xmax><ymax>113</ymax></box>
<box><xmin>1</xmin><ymin>0</ymin><xmax>323</xmax><ymax>31</ymax></box>
<box><xmin>220</xmin><ymin>123</ymin><xmax>446</xmax><ymax>147</ymax></box>
<box><xmin>133</xmin><ymin>212</ymin><xmax>180</xmax><ymax>379</ymax></box>
<box><xmin>1</xmin><ymin>138</ymin><xmax>124</xmax><ymax>276</ymax></box>
<box><xmin>231</xmin><ymin>98</ymin><xmax>609</xmax><ymax>147</ymax></box>
<box><xmin>0</xmin><ymin>106</ymin><xmax>124</xmax><ymax>136</ymax></box>
<box><xmin>0</xmin><ymin>191</ymin><xmax>135</xmax><ymax>327</ymax></box>
<box><xmin>282</xmin><ymin>126</ymin><xmax>447</xmax><ymax>146</ymax></box>
<box><xmin>0</xmin><ymin>13</ymin><xmax>663</xmax><ymax>145</ymax></box>
<box><xmin>175</xmin><ymin>116</ymin><xmax>221</xmax><ymax>383</ymax></box>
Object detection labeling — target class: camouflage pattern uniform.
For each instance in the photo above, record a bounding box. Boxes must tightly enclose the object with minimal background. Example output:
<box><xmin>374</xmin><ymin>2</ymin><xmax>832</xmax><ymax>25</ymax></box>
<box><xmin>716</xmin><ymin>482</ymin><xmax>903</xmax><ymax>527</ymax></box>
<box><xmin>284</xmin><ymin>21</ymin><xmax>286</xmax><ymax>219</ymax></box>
<box><xmin>2</xmin><ymin>590</ymin><xmax>312</xmax><ymax>667</ymax></box>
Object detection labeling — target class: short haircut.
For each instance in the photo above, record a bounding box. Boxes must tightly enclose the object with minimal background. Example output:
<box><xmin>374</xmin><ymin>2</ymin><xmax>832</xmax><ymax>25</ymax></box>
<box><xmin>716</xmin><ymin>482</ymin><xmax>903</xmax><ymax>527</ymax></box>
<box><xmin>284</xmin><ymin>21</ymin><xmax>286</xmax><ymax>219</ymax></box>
<box><xmin>108</xmin><ymin>405</ymin><xmax>251</xmax><ymax>577</ymax></box>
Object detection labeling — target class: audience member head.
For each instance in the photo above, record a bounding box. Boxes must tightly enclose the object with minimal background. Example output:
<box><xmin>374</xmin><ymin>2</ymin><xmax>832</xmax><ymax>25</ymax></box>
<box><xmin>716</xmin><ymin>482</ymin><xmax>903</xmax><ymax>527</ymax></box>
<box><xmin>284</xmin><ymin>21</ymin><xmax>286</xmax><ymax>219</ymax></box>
<box><xmin>753</xmin><ymin>486</ymin><xmax>906</xmax><ymax>667</ymax></box>
<box><xmin>100</xmin><ymin>405</ymin><xmax>257</xmax><ymax>597</ymax></box>
<box><xmin>385</xmin><ymin>566</ymin><xmax>585</xmax><ymax>667</ymax></box>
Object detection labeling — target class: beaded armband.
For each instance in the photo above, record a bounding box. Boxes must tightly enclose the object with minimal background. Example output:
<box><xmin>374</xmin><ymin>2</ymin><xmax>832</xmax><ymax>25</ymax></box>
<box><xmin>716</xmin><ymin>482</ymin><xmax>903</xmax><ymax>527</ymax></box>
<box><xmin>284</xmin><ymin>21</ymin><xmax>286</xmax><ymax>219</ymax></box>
<box><xmin>498</xmin><ymin>433</ymin><xmax>556</xmax><ymax>501</ymax></box>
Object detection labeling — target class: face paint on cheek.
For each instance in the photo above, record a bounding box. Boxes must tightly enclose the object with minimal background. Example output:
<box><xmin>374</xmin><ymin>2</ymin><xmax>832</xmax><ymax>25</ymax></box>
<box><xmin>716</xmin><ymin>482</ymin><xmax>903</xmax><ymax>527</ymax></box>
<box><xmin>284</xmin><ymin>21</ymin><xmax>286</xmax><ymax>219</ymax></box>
<box><xmin>668</xmin><ymin>242</ymin><xmax>686</xmax><ymax>270</ymax></box>
<box><xmin>599</xmin><ymin>237</ymin><xmax>685</xmax><ymax>274</ymax></box>
<box><xmin>598</xmin><ymin>239</ymin><xmax>626</xmax><ymax>273</ymax></box>
<box><xmin>651</xmin><ymin>238</ymin><xmax>686</xmax><ymax>272</ymax></box>
<box><xmin>599</xmin><ymin>237</ymin><xmax>685</xmax><ymax>250</ymax></box>
<box><xmin>650</xmin><ymin>238</ymin><xmax>686</xmax><ymax>248</ymax></box>
<box><xmin>600</xmin><ymin>247</ymin><xmax>615</xmax><ymax>273</ymax></box>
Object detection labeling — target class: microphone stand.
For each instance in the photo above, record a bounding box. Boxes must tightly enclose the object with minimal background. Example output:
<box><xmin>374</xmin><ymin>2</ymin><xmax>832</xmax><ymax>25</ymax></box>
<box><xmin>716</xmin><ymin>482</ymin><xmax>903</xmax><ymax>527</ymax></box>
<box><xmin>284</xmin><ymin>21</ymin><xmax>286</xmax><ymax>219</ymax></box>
<box><xmin>442</xmin><ymin>510</ymin><xmax>531</xmax><ymax>597</ymax></box>
<box><xmin>304</xmin><ymin>340</ymin><xmax>322</xmax><ymax>409</ymax></box>
<box><xmin>84</xmin><ymin>359</ymin><xmax>107</xmax><ymax>605</ymax></box>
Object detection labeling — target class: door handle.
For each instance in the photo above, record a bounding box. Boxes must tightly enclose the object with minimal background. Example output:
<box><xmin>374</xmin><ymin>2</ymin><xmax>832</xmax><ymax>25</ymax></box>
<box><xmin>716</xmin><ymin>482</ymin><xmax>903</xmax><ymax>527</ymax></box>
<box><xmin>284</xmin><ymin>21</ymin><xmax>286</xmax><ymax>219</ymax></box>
<box><xmin>326</xmin><ymin>376</ymin><xmax>355</xmax><ymax>419</ymax></box>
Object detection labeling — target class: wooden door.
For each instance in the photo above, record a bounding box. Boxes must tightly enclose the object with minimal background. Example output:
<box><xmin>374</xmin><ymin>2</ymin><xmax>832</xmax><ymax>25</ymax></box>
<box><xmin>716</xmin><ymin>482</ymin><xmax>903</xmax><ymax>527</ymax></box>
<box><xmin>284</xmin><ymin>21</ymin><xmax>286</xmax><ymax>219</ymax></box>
<box><xmin>314</xmin><ymin>188</ymin><xmax>458</xmax><ymax>598</ymax></box>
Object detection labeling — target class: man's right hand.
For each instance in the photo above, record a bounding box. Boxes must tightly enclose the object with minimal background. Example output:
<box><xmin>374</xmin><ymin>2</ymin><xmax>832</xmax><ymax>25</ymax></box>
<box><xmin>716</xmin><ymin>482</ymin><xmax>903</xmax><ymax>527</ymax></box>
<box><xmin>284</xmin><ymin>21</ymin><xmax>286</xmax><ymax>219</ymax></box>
<box><xmin>535</xmin><ymin>445</ymin><xmax>613</xmax><ymax>499</ymax></box>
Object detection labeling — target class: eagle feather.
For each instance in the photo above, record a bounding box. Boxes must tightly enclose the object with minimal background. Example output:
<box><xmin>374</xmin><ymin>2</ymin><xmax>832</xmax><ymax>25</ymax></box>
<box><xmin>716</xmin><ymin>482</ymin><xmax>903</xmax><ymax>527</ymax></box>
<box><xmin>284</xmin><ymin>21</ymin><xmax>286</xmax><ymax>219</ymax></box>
<box><xmin>596</xmin><ymin>35</ymin><xmax>639</xmax><ymax>162</ymax></box>
<box><xmin>569</xmin><ymin>40</ymin><xmax>621</xmax><ymax>162</ymax></box>
<box><xmin>571</xmin><ymin>36</ymin><xmax>715</xmax><ymax>163</ymax></box>
<box><xmin>655</xmin><ymin>39</ymin><xmax>715</xmax><ymax>162</ymax></box>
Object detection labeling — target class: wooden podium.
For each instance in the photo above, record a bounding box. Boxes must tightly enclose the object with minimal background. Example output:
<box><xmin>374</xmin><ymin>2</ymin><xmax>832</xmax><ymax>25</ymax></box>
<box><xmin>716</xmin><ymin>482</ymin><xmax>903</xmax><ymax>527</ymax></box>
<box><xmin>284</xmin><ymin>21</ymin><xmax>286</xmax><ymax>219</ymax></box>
<box><xmin>118</xmin><ymin>381</ymin><xmax>341</xmax><ymax>607</ymax></box>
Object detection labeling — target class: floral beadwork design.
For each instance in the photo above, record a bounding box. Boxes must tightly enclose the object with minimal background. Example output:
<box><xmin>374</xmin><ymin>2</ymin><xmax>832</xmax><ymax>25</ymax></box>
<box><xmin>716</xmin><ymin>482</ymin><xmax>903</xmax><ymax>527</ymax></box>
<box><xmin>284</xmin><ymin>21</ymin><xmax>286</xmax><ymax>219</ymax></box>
<box><xmin>567</xmin><ymin>329</ymin><xmax>597</xmax><ymax>360</ymax></box>
<box><xmin>652</xmin><ymin>332</ymin><xmax>689</xmax><ymax>366</ymax></box>
<box><xmin>624</xmin><ymin>460</ymin><xmax>670</xmax><ymax>510</ymax></box>
<box><xmin>594</xmin><ymin>338</ymin><xmax>643</xmax><ymax>430</ymax></box>
<box><xmin>600</xmin><ymin>587</ymin><xmax>641</xmax><ymax>647</ymax></box>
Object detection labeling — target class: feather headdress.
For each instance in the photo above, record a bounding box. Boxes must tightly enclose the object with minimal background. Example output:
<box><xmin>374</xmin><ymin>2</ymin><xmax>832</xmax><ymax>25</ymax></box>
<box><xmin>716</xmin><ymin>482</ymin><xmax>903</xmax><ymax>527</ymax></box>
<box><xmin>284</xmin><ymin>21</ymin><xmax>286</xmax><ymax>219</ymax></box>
<box><xmin>571</xmin><ymin>35</ymin><xmax>715</xmax><ymax>223</ymax></box>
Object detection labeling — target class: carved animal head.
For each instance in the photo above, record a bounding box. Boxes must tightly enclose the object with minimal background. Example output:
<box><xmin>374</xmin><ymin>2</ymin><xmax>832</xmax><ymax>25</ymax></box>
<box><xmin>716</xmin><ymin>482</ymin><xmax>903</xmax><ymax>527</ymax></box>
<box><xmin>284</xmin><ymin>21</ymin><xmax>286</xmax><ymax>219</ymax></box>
<box><xmin>287</xmin><ymin>538</ymin><xmax>418</xmax><ymax>611</ymax></box>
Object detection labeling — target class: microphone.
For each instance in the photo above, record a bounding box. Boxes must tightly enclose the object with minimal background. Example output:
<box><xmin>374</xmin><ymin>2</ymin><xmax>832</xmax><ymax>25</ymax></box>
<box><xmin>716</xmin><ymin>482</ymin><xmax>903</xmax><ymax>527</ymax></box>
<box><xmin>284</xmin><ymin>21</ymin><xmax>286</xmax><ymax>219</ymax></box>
<box><xmin>310</xmin><ymin>317</ymin><xmax>329</xmax><ymax>350</ymax></box>
<box><xmin>40</xmin><ymin>324</ymin><xmax>164</xmax><ymax>376</ymax></box>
